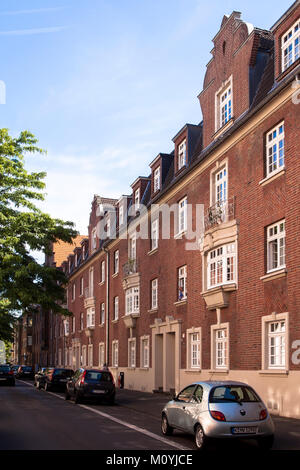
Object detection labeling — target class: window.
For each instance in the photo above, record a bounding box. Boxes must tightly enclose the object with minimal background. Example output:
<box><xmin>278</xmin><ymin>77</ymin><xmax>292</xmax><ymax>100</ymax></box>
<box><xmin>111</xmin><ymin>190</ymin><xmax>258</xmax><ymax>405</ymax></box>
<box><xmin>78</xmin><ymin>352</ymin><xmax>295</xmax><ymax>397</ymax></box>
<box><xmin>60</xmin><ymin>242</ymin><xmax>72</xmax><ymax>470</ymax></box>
<box><xmin>72</xmin><ymin>283</ymin><xmax>76</xmax><ymax>301</ymax></box>
<box><xmin>100</xmin><ymin>303</ymin><xmax>105</xmax><ymax>325</ymax></box>
<box><xmin>215</xmin><ymin>166</ymin><xmax>227</xmax><ymax>204</ymax></box>
<box><xmin>64</xmin><ymin>319</ymin><xmax>69</xmax><ymax>336</ymax></box>
<box><xmin>99</xmin><ymin>343</ymin><xmax>105</xmax><ymax>368</ymax></box>
<box><xmin>153</xmin><ymin>167</ymin><xmax>161</xmax><ymax>192</ymax></box>
<box><xmin>151</xmin><ymin>218</ymin><xmax>159</xmax><ymax>251</ymax></box>
<box><xmin>267</xmin><ymin>220</ymin><xmax>285</xmax><ymax>272</ymax></box>
<box><xmin>80</xmin><ymin>277</ymin><xmax>83</xmax><ymax>296</ymax></box>
<box><xmin>207</xmin><ymin>243</ymin><xmax>236</xmax><ymax>289</ymax></box>
<box><xmin>266</xmin><ymin>122</ymin><xmax>285</xmax><ymax>177</ymax></box>
<box><xmin>125</xmin><ymin>287</ymin><xmax>139</xmax><ymax>315</ymax></box>
<box><xmin>88</xmin><ymin>345</ymin><xmax>93</xmax><ymax>367</ymax></box>
<box><xmin>112</xmin><ymin>340</ymin><xmax>118</xmax><ymax>367</ymax></box>
<box><xmin>178</xmin><ymin>139</ymin><xmax>186</xmax><ymax>170</ymax></box>
<box><xmin>101</xmin><ymin>260</ymin><xmax>105</xmax><ymax>283</ymax></box>
<box><xmin>27</xmin><ymin>336</ymin><xmax>32</xmax><ymax>346</ymax></box>
<box><xmin>215</xmin><ymin>329</ymin><xmax>227</xmax><ymax>369</ymax></box>
<box><xmin>89</xmin><ymin>268</ymin><xmax>94</xmax><ymax>297</ymax></box>
<box><xmin>215</xmin><ymin>77</ymin><xmax>233</xmax><ymax>131</ymax></box>
<box><xmin>151</xmin><ymin>278</ymin><xmax>158</xmax><ymax>310</ymax></box>
<box><xmin>119</xmin><ymin>205</ymin><xmax>124</xmax><ymax>226</ymax></box>
<box><xmin>81</xmin><ymin>346</ymin><xmax>87</xmax><ymax>367</ymax></box>
<box><xmin>72</xmin><ymin>316</ymin><xmax>75</xmax><ymax>333</ymax></box>
<box><xmin>268</xmin><ymin>321</ymin><xmax>286</xmax><ymax>369</ymax></box>
<box><xmin>80</xmin><ymin>312</ymin><xmax>84</xmax><ymax>331</ymax></box>
<box><xmin>92</xmin><ymin>227</ymin><xmax>97</xmax><ymax>251</ymax></box>
<box><xmin>113</xmin><ymin>296</ymin><xmax>119</xmax><ymax>321</ymax></box>
<box><xmin>106</xmin><ymin>217</ymin><xmax>111</xmax><ymax>237</ymax></box>
<box><xmin>129</xmin><ymin>233</ymin><xmax>136</xmax><ymax>260</ymax></box>
<box><xmin>128</xmin><ymin>339</ymin><xmax>136</xmax><ymax>368</ymax></box>
<box><xmin>134</xmin><ymin>188</ymin><xmax>140</xmax><ymax>208</ymax></box>
<box><xmin>141</xmin><ymin>337</ymin><xmax>149</xmax><ymax>368</ymax></box>
<box><xmin>87</xmin><ymin>308</ymin><xmax>95</xmax><ymax>328</ymax></box>
<box><xmin>178</xmin><ymin>265</ymin><xmax>187</xmax><ymax>301</ymax></box>
<box><xmin>190</xmin><ymin>332</ymin><xmax>201</xmax><ymax>368</ymax></box>
<box><xmin>114</xmin><ymin>250</ymin><xmax>119</xmax><ymax>274</ymax></box>
<box><xmin>178</xmin><ymin>196</ymin><xmax>187</xmax><ymax>234</ymax></box>
<box><xmin>282</xmin><ymin>19</ymin><xmax>300</xmax><ymax>71</ymax></box>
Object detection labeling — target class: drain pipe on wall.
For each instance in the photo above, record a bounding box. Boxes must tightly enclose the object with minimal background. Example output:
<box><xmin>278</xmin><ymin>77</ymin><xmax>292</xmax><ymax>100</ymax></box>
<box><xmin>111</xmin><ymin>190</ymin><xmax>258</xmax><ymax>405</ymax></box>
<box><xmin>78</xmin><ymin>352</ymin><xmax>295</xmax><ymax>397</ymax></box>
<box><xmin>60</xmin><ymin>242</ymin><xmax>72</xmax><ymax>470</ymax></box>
<box><xmin>104</xmin><ymin>247</ymin><xmax>110</xmax><ymax>366</ymax></box>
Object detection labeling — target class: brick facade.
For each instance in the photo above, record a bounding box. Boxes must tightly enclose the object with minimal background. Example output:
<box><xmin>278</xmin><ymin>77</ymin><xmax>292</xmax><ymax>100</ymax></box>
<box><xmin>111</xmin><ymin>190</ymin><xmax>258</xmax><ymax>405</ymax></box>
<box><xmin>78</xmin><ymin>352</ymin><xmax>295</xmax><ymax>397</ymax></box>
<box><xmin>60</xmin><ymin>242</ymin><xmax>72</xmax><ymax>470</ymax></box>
<box><xmin>45</xmin><ymin>2</ymin><xmax>300</xmax><ymax>417</ymax></box>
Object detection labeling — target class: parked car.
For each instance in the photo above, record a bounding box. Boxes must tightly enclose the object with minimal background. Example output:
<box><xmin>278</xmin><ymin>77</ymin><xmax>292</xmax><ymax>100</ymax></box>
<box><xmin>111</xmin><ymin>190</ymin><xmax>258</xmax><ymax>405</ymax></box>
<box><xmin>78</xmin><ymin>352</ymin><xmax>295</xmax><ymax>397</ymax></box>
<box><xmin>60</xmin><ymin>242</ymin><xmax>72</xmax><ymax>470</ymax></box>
<box><xmin>40</xmin><ymin>368</ymin><xmax>74</xmax><ymax>392</ymax></box>
<box><xmin>65</xmin><ymin>368</ymin><xmax>115</xmax><ymax>404</ymax></box>
<box><xmin>34</xmin><ymin>367</ymin><xmax>47</xmax><ymax>388</ymax></box>
<box><xmin>16</xmin><ymin>365</ymin><xmax>34</xmax><ymax>379</ymax></box>
<box><xmin>0</xmin><ymin>364</ymin><xmax>15</xmax><ymax>386</ymax></box>
<box><xmin>161</xmin><ymin>381</ymin><xmax>275</xmax><ymax>450</ymax></box>
<box><xmin>11</xmin><ymin>365</ymin><xmax>20</xmax><ymax>376</ymax></box>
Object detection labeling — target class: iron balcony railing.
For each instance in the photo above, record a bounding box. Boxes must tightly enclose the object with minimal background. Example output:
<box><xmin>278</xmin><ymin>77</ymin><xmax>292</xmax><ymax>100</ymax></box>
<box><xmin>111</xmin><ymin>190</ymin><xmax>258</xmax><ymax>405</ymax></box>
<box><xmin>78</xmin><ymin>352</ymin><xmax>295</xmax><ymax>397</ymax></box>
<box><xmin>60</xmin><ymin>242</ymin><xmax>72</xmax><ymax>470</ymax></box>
<box><xmin>204</xmin><ymin>197</ymin><xmax>235</xmax><ymax>231</ymax></box>
<box><xmin>123</xmin><ymin>258</ymin><xmax>138</xmax><ymax>277</ymax></box>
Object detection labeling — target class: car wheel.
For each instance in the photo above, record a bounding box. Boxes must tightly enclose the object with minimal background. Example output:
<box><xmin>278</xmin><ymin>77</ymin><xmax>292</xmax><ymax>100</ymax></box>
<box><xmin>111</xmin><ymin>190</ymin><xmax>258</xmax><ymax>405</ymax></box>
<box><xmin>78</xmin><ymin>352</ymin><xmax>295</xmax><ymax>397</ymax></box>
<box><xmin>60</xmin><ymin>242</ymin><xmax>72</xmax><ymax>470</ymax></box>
<box><xmin>161</xmin><ymin>414</ymin><xmax>173</xmax><ymax>436</ymax></box>
<box><xmin>44</xmin><ymin>382</ymin><xmax>50</xmax><ymax>391</ymax></box>
<box><xmin>108</xmin><ymin>396</ymin><xmax>115</xmax><ymax>406</ymax></box>
<box><xmin>257</xmin><ymin>435</ymin><xmax>274</xmax><ymax>450</ymax></box>
<box><xmin>65</xmin><ymin>391</ymin><xmax>71</xmax><ymax>401</ymax></box>
<box><xmin>194</xmin><ymin>424</ymin><xmax>207</xmax><ymax>450</ymax></box>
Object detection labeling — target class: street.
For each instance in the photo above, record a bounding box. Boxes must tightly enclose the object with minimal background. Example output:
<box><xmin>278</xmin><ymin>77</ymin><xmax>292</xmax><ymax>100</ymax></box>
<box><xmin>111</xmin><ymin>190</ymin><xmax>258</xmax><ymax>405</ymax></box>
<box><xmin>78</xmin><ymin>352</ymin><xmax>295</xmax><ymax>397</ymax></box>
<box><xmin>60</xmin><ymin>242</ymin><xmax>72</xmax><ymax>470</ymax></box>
<box><xmin>0</xmin><ymin>380</ymin><xmax>299</xmax><ymax>451</ymax></box>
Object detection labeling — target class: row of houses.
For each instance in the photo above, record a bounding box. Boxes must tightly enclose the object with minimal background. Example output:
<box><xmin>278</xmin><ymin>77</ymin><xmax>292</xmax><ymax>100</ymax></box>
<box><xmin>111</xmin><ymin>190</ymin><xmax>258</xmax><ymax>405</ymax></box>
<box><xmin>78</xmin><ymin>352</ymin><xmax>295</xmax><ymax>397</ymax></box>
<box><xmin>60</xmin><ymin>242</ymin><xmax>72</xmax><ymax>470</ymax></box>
<box><xmin>14</xmin><ymin>1</ymin><xmax>300</xmax><ymax>418</ymax></box>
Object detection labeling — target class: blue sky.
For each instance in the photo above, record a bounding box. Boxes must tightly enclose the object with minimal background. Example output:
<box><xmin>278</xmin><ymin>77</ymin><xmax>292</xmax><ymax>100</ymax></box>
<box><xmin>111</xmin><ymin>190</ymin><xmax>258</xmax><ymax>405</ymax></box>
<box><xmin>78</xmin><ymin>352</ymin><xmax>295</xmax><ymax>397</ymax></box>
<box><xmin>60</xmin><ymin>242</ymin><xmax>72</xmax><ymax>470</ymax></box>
<box><xmin>0</xmin><ymin>0</ymin><xmax>289</xmax><ymax>235</ymax></box>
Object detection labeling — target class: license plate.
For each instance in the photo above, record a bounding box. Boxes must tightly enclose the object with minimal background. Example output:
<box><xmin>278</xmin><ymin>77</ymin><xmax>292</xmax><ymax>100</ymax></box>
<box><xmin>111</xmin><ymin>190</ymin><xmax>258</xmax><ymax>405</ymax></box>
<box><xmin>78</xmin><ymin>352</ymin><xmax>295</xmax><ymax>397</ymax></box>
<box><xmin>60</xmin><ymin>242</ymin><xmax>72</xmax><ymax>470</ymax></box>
<box><xmin>25</xmin><ymin>372</ymin><xmax>30</xmax><ymax>374</ymax></box>
<box><xmin>0</xmin><ymin>378</ymin><xmax>7</xmax><ymax>381</ymax></box>
<box><xmin>93</xmin><ymin>390</ymin><xmax>105</xmax><ymax>394</ymax></box>
<box><xmin>59</xmin><ymin>379</ymin><xmax>67</xmax><ymax>382</ymax></box>
<box><xmin>232</xmin><ymin>427</ymin><xmax>258</xmax><ymax>434</ymax></box>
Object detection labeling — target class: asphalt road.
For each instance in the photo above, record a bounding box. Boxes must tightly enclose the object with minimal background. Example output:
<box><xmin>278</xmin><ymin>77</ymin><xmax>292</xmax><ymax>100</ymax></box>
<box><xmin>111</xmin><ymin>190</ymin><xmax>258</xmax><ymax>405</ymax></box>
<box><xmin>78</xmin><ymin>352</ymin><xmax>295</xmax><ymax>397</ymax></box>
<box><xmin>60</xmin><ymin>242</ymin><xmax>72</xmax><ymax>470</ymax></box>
<box><xmin>0</xmin><ymin>380</ymin><xmax>299</xmax><ymax>451</ymax></box>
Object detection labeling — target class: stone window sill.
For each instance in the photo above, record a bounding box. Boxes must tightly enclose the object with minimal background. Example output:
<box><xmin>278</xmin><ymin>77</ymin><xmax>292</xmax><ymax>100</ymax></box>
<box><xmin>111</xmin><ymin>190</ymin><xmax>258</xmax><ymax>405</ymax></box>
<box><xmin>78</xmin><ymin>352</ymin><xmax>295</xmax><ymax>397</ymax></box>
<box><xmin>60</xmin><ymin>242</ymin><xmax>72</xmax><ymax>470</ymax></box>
<box><xmin>174</xmin><ymin>230</ymin><xmax>187</xmax><ymax>240</ymax></box>
<box><xmin>208</xmin><ymin>369</ymin><xmax>229</xmax><ymax>374</ymax></box>
<box><xmin>184</xmin><ymin>369</ymin><xmax>202</xmax><ymax>374</ymax></box>
<box><xmin>148</xmin><ymin>247</ymin><xmax>158</xmax><ymax>256</ymax></box>
<box><xmin>112</xmin><ymin>272</ymin><xmax>119</xmax><ymax>278</ymax></box>
<box><xmin>260</xmin><ymin>268</ymin><xmax>287</xmax><ymax>282</ymax></box>
<box><xmin>174</xmin><ymin>299</ymin><xmax>187</xmax><ymax>307</ymax></box>
<box><xmin>259</xmin><ymin>369</ymin><xmax>289</xmax><ymax>376</ymax></box>
<box><xmin>111</xmin><ymin>319</ymin><xmax>119</xmax><ymax>324</ymax></box>
<box><xmin>259</xmin><ymin>168</ymin><xmax>285</xmax><ymax>187</ymax></box>
<box><xmin>148</xmin><ymin>308</ymin><xmax>158</xmax><ymax>314</ymax></box>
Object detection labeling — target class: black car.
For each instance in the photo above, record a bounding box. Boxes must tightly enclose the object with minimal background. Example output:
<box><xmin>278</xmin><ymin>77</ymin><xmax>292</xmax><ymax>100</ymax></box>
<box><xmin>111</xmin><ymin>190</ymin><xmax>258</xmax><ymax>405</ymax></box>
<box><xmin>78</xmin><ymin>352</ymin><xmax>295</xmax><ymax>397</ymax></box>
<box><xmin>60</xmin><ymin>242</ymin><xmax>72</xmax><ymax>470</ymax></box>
<box><xmin>11</xmin><ymin>365</ymin><xmax>20</xmax><ymax>376</ymax></box>
<box><xmin>0</xmin><ymin>364</ymin><xmax>15</xmax><ymax>386</ymax></box>
<box><xmin>41</xmin><ymin>368</ymin><xmax>74</xmax><ymax>391</ymax></box>
<box><xmin>65</xmin><ymin>368</ymin><xmax>115</xmax><ymax>404</ymax></box>
<box><xmin>34</xmin><ymin>367</ymin><xmax>47</xmax><ymax>388</ymax></box>
<box><xmin>16</xmin><ymin>365</ymin><xmax>34</xmax><ymax>379</ymax></box>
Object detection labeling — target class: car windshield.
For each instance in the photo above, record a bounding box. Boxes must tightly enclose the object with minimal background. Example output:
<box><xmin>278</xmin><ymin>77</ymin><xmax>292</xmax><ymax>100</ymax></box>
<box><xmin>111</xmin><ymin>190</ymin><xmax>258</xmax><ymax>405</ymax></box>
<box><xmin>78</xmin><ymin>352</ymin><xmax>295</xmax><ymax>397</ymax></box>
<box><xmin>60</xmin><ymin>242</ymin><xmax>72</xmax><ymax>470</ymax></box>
<box><xmin>53</xmin><ymin>369</ymin><xmax>73</xmax><ymax>377</ymax></box>
<box><xmin>85</xmin><ymin>371</ymin><xmax>112</xmax><ymax>382</ymax></box>
<box><xmin>209</xmin><ymin>385</ymin><xmax>260</xmax><ymax>403</ymax></box>
<box><xmin>0</xmin><ymin>366</ymin><xmax>10</xmax><ymax>372</ymax></box>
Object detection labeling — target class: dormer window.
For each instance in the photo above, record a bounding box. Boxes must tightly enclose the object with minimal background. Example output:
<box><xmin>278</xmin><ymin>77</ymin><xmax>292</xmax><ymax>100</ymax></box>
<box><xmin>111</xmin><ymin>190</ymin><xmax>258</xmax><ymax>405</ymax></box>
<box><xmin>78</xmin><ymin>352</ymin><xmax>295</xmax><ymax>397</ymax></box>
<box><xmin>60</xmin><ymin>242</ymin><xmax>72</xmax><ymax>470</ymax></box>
<box><xmin>134</xmin><ymin>188</ymin><xmax>140</xmax><ymax>208</ymax></box>
<box><xmin>92</xmin><ymin>228</ymin><xmax>97</xmax><ymax>252</ymax></box>
<box><xmin>282</xmin><ymin>18</ymin><xmax>300</xmax><ymax>72</ymax></box>
<box><xmin>215</xmin><ymin>76</ymin><xmax>233</xmax><ymax>131</ymax></box>
<box><xmin>153</xmin><ymin>167</ymin><xmax>161</xmax><ymax>192</ymax></box>
<box><xmin>178</xmin><ymin>140</ymin><xmax>186</xmax><ymax>170</ymax></box>
<box><xmin>119</xmin><ymin>205</ymin><xmax>124</xmax><ymax>226</ymax></box>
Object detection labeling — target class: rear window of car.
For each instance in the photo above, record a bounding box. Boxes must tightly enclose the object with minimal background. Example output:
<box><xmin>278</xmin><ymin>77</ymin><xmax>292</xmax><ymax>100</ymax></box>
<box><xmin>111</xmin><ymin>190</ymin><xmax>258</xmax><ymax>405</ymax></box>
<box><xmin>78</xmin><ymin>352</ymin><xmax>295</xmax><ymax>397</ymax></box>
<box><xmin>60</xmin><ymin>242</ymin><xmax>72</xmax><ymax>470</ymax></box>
<box><xmin>85</xmin><ymin>371</ymin><xmax>113</xmax><ymax>382</ymax></box>
<box><xmin>53</xmin><ymin>369</ymin><xmax>73</xmax><ymax>377</ymax></box>
<box><xmin>0</xmin><ymin>366</ymin><xmax>10</xmax><ymax>372</ymax></box>
<box><xmin>23</xmin><ymin>367</ymin><xmax>33</xmax><ymax>372</ymax></box>
<box><xmin>209</xmin><ymin>385</ymin><xmax>260</xmax><ymax>403</ymax></box>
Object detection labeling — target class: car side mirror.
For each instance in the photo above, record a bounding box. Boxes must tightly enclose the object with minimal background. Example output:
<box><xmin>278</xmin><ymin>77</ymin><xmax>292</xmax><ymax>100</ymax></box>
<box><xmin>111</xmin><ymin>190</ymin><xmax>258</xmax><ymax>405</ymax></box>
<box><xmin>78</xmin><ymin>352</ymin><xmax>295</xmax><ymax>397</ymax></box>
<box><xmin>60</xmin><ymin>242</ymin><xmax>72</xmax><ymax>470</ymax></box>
<box><xmin>172</xmin><ymin>393</ymin><xmax>178</xmax><ymax>401</ymax></box>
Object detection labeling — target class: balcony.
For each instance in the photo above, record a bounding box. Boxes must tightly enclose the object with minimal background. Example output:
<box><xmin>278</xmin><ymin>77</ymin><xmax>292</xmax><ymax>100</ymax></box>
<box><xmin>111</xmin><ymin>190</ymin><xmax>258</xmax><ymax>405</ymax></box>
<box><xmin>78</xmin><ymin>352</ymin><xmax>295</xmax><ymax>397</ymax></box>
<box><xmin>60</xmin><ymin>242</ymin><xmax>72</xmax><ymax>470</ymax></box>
<box><xmin>84</xmin><ymin>287</ymin><xmax>95</xmax><ymax>309</ymax></box>
<box><xmin>204</xmin><ymin>197</ymin><xmax>235</xmax><ymax>231</ymax></box>
<box><xmin>122</xmin><ymin>259</ymin><xmax>140</xmax><ymax>290</ymax></box>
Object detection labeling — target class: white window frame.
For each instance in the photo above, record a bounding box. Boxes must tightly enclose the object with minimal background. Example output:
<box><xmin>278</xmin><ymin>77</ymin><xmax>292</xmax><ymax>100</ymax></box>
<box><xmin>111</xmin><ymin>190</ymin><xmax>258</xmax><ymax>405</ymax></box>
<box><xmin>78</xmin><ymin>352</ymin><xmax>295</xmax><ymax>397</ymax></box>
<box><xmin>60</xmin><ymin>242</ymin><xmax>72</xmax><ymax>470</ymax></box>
<box><xmin>119</xmin><ymin>205</ymin><xmax>124</xmax><ymax>226</ymax></box>
<box><xmin>267</xmin><ymin>220</ymin><xmax>285</xmax><ymax>273</ymax></box>
<box><xmin>281</xmin><ymin>18</ymin><xmax>300</xmax><ymax>71</ymax></box>
<box><xmin>178</xmin><ymin>265</ymin><xmax>187</xmax><ymax>301</ymax></box>
<box><xmin>125</xmin><ymin>287</ymin><xmax>139</xmax><ymax>315</ymax></box>
<box><xmin>178</xmin><ymin>196</ymin><xmax>187</xmax><ymax>234</ymax></box>
<box><xmin>207</xmin><ymin>243</ymin><xmax>236</xmax><ymax>289</ymax></box>
<box><xmin>151</xmin><ymin>218</ymin><xmax>159</xmax><ymax>251</ymax></box>
<box><xmin>99</xmin><ymin>343</ymin><xmax>105</xmax><ymax>368</ymax></box>
<box><xmin>129</xmin><ymin>233</ymin><xmax>136</xmax><ymax>260</ymax></box>
<box><xmin>88</xmin><ymin>344</ymin><xmax>93</xmax><ymax>367</ymax></box>
<box><xmin>153</xmin><ymin>166</ymin><xmax>161</xmax><ymax>192</ymax></box>
<box><xmin>135</xmin><ymin>188</ymin><xmax>140</xmax><ymax>208</ymax></box>
<box><xmin>92</xmin><ymin>227</ymin><xmax>97</xmax><ymax>251</ymax></box>
<box><xmin>112</xmin><ymin>340</ymin><xmax>119</xmax><ymax>367</ymax></box>
<box><xmin>178</xmin><ymin>139</ymin><xmax>186</xmax><ymax>170</ymax></box>
<box><xmin>128</xmin><ymin>338</ymin><xmax>136</xmax><ymax>368</ymax></box>
<box><xmin>100</xmin><ymin>303</ymin><xmax>105</xmax><ymax>325</ymax></box>
<box><xmin>266</xmin><ymin>122</ymin><xmax>285</xmax><ymax>177</ymax></box>
<box><xmin>114</xmin><ymin>250</ymin><xmax>119</xmax><ymax>274</ymax></box>
<box><xmin>80</xmin><ymin>277</ymin><xmax>83</xmax><ymax>296</ymax></box>
<box><xmin>186</xmin><ymin>328</ymin><xmax>202</xmax><ymax>370</ymax></box>
<box><xmin>215</xmin><ymin>76</ymin><xmax>233</xmax><ymax>131</ymax></box>
<box><xmin>72</xmin><ymin>283</ymin><xmax>76</xmax><ymax>301</ymax></box>
<box><xmin>113</xmin><ymin>296</ymin><xmax>119</xmax><ymax>321</ymax></box>
<box><xmin>140</xmin><ymin>336</ymin><xmax>150</xmax><ymax>368</ymax></box>
<box><xmin>211</xmin><ymin>323</ymin><xmax>229</xmax><ymax>371</ymax></box>
<box><xmin>262</xmin><ymin>312</ymin><xmax>289</xmax><ymax>372</ymax></box>
<box><xmin>101</xmin><ymin>260</ymin><xmax>105</xmax><ymax>283</ymax></box>
<box><xmin>80</xmin><ymin>312</ymin><xmax>84</xmax><ymax>331</ymax></box>
<box><xmin>81</xmin><ymin>345</ymin><xmax>87</xmax><ymax>367</ymax></box>
<box><xmin>151</xmin><ymin>278</ymin><xmax>158</xmax><ymax>310</ymax></box>
<box><xmin>87</xmin><ymin>307</ymin><xmax>95</xmax><ymax>328</ymax></box>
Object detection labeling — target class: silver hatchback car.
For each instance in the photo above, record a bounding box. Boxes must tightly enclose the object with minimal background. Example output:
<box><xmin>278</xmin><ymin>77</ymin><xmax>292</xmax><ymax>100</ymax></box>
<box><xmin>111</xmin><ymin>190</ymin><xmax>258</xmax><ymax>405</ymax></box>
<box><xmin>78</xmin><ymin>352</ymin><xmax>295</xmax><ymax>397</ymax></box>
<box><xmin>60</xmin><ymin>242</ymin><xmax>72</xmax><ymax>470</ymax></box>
<box><xmin>161</xmin><ymin>381</ymin><xmax>275</xmax><ymax>450</ymax></box>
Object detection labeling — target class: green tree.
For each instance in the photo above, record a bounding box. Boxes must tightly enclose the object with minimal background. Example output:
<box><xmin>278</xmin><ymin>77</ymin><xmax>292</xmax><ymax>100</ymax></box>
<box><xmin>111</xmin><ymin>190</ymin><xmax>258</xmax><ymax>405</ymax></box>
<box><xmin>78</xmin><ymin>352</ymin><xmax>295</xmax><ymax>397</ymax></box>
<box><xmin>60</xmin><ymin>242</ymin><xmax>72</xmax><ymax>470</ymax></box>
<box><xmin>0</xmin><ymin>129</ymin><xmax>78</xmax><ymax>341</ymax></box>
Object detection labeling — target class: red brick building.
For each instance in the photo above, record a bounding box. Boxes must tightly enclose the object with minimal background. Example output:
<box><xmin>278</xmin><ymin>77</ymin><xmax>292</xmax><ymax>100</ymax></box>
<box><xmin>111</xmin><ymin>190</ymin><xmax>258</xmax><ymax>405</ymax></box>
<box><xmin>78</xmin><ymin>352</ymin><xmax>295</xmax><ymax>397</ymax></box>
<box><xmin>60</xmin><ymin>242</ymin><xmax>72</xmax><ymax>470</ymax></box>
<box><xmin>49</xmin><ymin>2</ymin><xmax>300</xmax><ymax>417</ymax></box>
